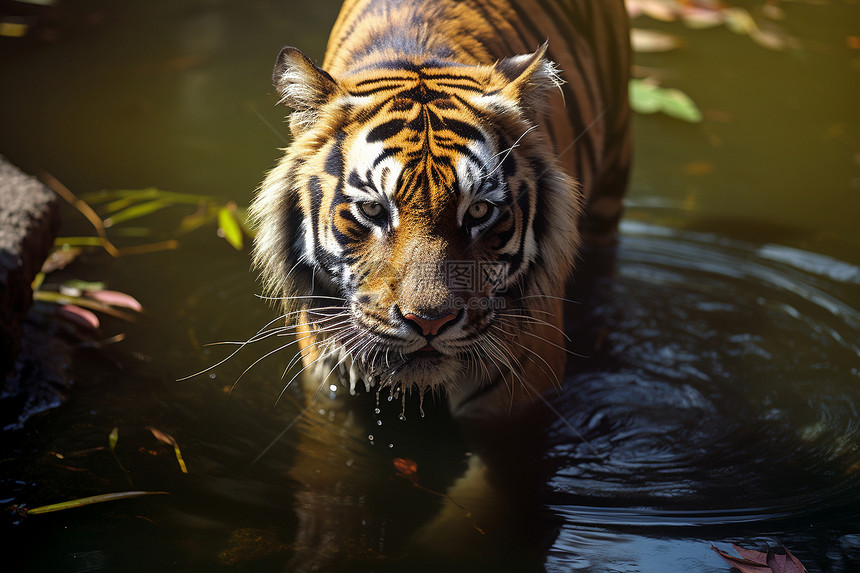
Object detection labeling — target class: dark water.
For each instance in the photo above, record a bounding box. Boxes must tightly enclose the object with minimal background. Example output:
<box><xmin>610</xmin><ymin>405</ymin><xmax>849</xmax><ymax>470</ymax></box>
<box><xmin>1</xmin><ymin>1</ymin><xmax>859</xmax><ymax>572</ymax></box>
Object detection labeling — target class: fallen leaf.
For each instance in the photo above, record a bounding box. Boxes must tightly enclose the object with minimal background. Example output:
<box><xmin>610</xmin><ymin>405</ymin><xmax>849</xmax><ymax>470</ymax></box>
<box><xmin>86</xmin><ymin>290</ymin><xmax>144</xmax><ymax>312</ymax></box>
<box><xmin>55</xmin><ymin>304</ymin><xmax>100</xmax><ymax>330</ymax></box>
<box><xmin>712</xmin><ymin>544</ymin><xmax>807</xmax><ymax>573</ymax></box>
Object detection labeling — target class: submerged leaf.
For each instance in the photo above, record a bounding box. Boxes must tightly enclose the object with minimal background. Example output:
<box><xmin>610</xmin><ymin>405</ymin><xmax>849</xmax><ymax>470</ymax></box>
<box><xmin>108</xmin><ymin>427</ymin><xmax>119</xmax><ymax>451</ymax></box>
<box><xmin>630</xmin><ymin>78</ymin><xmax>702</xmax><ymax>123</ymax></box>
<box><xmin>27</xmin><ymin>491</ymin><xmax>169</xmax><ymax>515</ymax></box>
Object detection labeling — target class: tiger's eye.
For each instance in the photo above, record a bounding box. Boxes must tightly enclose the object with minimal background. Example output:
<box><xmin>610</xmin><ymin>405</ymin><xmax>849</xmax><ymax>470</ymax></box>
<box><xmin>467</xmin><ymin>201</ymin><xmax>491</xmax><ymax>220</ymax></box>
<box><xmin>359</xmin><ymin>201</ymin><xmax>384</xmax><ymax>218</ymax></box>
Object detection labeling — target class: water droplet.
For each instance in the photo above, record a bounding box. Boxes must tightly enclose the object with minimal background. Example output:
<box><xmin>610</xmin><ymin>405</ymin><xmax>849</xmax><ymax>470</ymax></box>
<box><xmin>399</xmin><ymin>413</ymin><xmax>406</xmax><ymax>422</ymax></box>
<box><xmin>374</xmin><ymin>408</ymin><xmax>381</xmax><ymax>415</ymax></box>
<box><xmin>376</xmin><ymin>420</ymin><xmax>383</xmax><ymax>426</ymax></box>
<box><xmin>388</xmin><ymin>443</ymin><xmax>394</xmax><ymax>449</ymax></box>
<box><xmin>329</xmin><ymin>384</ymin><xmax>337</xmax><ymax>392</ymax></box>
<box><xmin>367</xmin><ymin>434</ymin><xmax>374</xmax><ymax>442</ymax></box>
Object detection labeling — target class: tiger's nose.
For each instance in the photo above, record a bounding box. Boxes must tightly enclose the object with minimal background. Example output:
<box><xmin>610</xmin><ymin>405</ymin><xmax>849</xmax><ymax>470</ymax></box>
<box><xmin>402</xmin><ymin>311</ymin><xmax>458</xmax><ymax>337</ymax></box>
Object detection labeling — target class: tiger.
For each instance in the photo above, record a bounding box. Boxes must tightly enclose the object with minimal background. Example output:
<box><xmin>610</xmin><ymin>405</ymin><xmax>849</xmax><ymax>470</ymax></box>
<box><xmin>250</xmin><ymin>0</ymin><xmax>631</xmax><ymax>421</ymax></box>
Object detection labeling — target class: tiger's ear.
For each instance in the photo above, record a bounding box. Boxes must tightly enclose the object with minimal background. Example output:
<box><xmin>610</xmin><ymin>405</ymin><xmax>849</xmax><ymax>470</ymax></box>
<box><xmin>273</xmin><ymin>46</ymin><xmax>340</xmax><ymax>135</ymax></box>
<box><xmin>492</xmin><ymin>43</ymin><xmax>561</xmax><ymax>114</ymax></box>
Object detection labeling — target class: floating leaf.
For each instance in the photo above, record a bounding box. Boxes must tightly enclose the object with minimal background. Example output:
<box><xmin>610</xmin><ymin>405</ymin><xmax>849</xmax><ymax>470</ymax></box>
<box><xmin>680</xmin><ymin>7</ymin><xmax>725</xmax><ymax>29</ymax></box>
<box><xmin>722</xmin><ymin>7</ymin><xmax>757</xmax><ymax>35</ymax></box>
<box><xmin>627</xmin><ymin>0</ymin><xmax>678</xmax><ymax>22</ymax></box>
<box><xmin>27</xmin><ymin>491</ymin><xmax>169</xmax><ymax>515</ymax></box>
<box><xmin>629</xmin><ymin>78</ymin><xmax>702</xmax><ymax>123</ymax></box>
<box><xmin>631</xmin><ymin>28</ymin><xmax>684</xmax><ymax>52</ymax></box>
<box><xmin>217</xmin><ymin>204</ymin><xmax>244</xmax><ymax>250</ymax></box>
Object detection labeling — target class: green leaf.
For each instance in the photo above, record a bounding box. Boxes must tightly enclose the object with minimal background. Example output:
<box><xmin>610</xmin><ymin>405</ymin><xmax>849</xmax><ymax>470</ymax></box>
<box><xmin>629</xmin><ymin>78</ymin><xmax>702</xmax><ymax>123</ymax></box>
<box><xmin>62</xmin><ymin>279</ymin><xmax>107</xmax><ymax>291</ymax></box>
<box><xmin>54</xmin><ymin>236</ymin><xmax>106</xmax><ymax>248</ymax></box>
<box><xmin>104</xmin><ymin>199</ymin><xmax>173</xmax><ymax>227</ymax></box>
<box><xmin>218</xmin><ymin>206</ymin><xmax>244</xmax><ymax>250</ymax></box>
<box><xmin>27</xmin><ymin>491</ymin><xmax>169</xmax><ymax>515</ymax></box>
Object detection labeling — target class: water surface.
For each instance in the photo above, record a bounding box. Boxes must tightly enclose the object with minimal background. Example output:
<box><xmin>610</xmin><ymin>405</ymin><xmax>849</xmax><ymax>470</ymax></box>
<box><xmin>1</xmin><ymin>1</ymin><xmax>858</xmax><ymax>571</ymax></box>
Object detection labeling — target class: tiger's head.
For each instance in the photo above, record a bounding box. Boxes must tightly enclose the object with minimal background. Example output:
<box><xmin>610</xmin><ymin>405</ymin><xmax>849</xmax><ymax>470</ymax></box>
<box><xmin>252</xmin><ymin>45</ymin><xmax>581</xmax><ymax>401</ymax></box>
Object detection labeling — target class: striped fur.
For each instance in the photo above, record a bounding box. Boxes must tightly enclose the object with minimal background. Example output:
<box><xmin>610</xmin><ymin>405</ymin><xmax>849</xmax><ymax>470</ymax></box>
<box><xmin>252</xmin><ymin>0</ymin><xmax>630</xmax><ymax>417</ymax></box>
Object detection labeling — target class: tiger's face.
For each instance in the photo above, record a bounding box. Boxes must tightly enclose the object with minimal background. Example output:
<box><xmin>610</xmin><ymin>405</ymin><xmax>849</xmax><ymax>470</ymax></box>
<box><xmin>253</xmin><ymin>47</ymin><xmax>581</xmax><ymax>397</ymax></box>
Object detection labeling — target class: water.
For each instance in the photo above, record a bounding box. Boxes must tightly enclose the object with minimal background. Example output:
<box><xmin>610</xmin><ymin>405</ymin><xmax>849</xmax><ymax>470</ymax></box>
<box><xmin>1</xmin><ymin>1</ymin><xmax>859</xmax><ymax>571</ymax></box>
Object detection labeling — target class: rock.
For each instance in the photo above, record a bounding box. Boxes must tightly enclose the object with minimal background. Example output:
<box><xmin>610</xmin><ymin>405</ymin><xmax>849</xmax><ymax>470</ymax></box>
<box><xmin>0</xmin><ymin>155</ymin><xmax>60</xmax><ymax>382</ymax></box>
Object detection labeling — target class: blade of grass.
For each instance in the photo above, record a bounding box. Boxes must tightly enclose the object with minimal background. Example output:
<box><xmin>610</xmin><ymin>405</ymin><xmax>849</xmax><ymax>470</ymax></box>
<box><xmin>27</xmin><ymin>491</ymin><xmax>168</xmax><ymax>515</ymax></box>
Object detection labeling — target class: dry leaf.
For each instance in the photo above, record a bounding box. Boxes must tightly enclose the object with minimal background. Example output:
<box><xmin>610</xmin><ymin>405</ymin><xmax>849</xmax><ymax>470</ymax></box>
<box><xmin>712</xmin><ymin>544</ymin><xmax>807</xmax><ymax>573</ymax></box>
